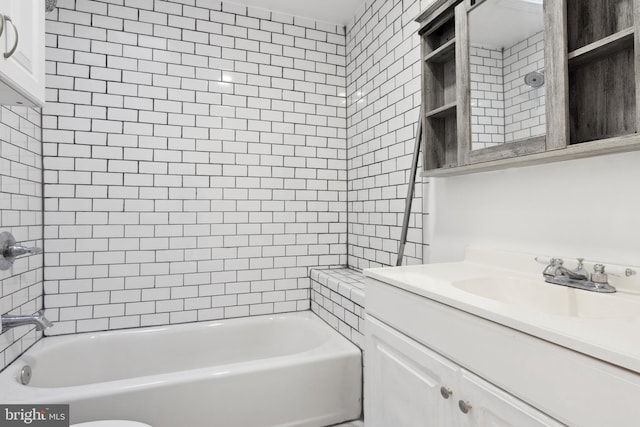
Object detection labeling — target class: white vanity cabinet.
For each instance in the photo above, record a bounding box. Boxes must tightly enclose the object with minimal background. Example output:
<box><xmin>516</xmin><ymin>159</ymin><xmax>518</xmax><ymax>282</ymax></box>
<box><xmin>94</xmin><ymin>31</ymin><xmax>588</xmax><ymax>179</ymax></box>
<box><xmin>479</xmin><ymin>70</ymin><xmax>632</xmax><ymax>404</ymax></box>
<box><xmin>456</xmin><ymin>369</ymin><xmax>562</xmax><ymax>427</ymax></box>
<box><xmin>366</xmin><ymin>316</ymin><xmax>457</xmax><ymax>427</ymax></box>
<box><xmin>0</xmin><ymin>0</ymin><xmax>46</xmax><ymax>106</ymax></box>
<box><xmin>366</xmin><ymin>316</ymin><xmax>563</xmax><ymax>427</ymax></box>
<box><xmin>364</xmin><ymin>271</ymin><xmax>640</xmax><ymax>427</ymax></box>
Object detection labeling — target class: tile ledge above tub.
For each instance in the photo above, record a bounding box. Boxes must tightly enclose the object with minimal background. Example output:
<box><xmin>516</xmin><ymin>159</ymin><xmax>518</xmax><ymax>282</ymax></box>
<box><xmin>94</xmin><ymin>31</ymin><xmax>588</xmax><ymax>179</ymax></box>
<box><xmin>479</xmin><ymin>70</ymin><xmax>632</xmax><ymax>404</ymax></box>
<box><xmin>310</xmin><ymin>267</ymin><xmax>365</xmax><ymax>349</ymax></box>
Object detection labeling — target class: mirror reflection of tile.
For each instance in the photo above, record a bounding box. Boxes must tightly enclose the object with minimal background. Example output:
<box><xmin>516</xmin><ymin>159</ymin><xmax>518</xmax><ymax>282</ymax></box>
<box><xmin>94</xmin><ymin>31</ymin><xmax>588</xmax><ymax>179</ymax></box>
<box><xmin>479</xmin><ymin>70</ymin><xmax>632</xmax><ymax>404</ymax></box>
<box><xmin>470</xmin><ymin>31</ymin><xmax>546</xmax><ymax>149</ymax></box>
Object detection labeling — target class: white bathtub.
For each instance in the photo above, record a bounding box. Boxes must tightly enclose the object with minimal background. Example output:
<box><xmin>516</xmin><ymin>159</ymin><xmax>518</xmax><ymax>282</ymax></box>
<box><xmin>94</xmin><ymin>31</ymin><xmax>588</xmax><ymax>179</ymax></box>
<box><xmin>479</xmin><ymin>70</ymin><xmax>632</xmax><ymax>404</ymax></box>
<box><xmin>0</xmin><ymin>311</ymin><xmax>362</xmax><ymax>427</ymax></box>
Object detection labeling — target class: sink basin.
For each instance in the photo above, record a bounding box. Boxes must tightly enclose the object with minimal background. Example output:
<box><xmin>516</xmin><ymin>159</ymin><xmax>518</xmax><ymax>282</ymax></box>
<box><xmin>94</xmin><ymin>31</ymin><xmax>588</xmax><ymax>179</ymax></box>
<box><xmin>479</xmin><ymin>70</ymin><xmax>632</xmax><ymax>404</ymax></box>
<box><xmin>452</xmin><ymin>277</ymin><xmax>640</xmax><ymax>319</ymax></box>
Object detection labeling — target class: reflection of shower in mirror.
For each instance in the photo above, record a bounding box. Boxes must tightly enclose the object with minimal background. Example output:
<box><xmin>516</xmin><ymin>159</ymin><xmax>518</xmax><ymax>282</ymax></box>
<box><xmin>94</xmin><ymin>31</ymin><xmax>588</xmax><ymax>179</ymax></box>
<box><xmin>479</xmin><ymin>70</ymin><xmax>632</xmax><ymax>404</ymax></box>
<box><xmin>45</xmin><ymin>0</ymin><xmax>57</xmax><ymax>13</ymax></box>
<box><xmin>524</xmin><ymin>71</ymin><xmax>544</xmax><ymax>112</ymax></box>
<box><xmin>524</xmin><ymin>71</ymin><xmax>544</xmax><ymax>88</ymax></box>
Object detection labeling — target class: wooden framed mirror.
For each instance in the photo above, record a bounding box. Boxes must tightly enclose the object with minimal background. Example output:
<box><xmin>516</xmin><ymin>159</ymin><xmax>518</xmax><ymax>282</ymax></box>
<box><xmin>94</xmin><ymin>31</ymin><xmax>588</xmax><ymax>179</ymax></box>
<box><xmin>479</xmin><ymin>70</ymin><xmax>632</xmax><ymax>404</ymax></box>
<box><xmin>467</xmin><ymin>0</ymin><xmax>546</xmax><ymax>162</ymax></box>
<box><xmin>459</xmin><ymin>0</ymin><xmax>565</xmax><ymax>165</ymax></box>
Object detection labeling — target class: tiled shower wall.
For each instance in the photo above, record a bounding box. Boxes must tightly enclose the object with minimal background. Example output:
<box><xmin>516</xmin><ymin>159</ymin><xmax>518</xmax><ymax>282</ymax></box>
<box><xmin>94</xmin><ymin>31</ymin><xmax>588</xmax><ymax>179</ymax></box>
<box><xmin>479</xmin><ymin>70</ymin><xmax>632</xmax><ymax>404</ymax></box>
<box><xmin>470</xmin><ymin>31</ymin><xmax>545</xmax><ymax>148</ymax></box>
<box><xmin>470</xmin><ymin>45</ymin><xmax>505</xmax><ymax>149</ymax></box>
<box><xmin>503</xmin><ymin>31</ymin><xmax>545</xmax><ymax>142</ymax></box>
<box><xmin>346</xmin><ymin>0</ymin><xmax>426</xmax><ymax>270</ymax></box>
<box><xmin>43</xmin><ymin>0</ymin><xmax>347</xmax><ymax>335</ymax></box>
<box><xmin>0</xmin><ymin>106</ymin><xmax>43</xmax><ymax>370</ymax></box>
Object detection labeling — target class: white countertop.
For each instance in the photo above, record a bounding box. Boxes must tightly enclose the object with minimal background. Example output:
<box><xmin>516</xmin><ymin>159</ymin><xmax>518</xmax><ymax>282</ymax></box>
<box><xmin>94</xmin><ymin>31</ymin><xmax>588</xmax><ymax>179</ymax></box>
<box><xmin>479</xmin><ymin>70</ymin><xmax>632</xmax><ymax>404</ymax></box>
<box><xmin>364</xmin><ymin>248</ymin><xmax>640</xmax><ymax>374</ymax></box>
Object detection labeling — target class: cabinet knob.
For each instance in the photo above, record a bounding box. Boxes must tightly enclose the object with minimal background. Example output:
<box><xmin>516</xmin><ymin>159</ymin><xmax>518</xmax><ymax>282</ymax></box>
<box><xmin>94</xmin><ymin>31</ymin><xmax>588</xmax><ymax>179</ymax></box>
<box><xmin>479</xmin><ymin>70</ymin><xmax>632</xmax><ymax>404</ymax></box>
<box><xmin>458</xmin><ymin>400</ymin><xmax>472</xmax><ymax>414</ymax></box>
<box><xmin>439</xmin><ymin>386</ymin><xmax>452</xmax><ymax>399</ymax></box>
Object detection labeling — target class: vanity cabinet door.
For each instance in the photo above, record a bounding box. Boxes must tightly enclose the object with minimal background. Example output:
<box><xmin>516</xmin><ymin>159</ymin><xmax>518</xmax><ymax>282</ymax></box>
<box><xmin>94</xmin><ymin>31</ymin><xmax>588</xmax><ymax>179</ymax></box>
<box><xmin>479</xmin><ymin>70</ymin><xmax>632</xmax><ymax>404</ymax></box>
<box><xmin>365</xmin><ymin>316</ymin><xmax>458</xmax><ymax>427</ymax></box>
<box><xmin>457</xmin><ymin>369</ymin><xmax>563</xmax><ymax>427</ymax></box>
<box><xmin>0</xmin><ymin>0</ymin><xmax>46</xmax><ymax>106</ymax></box>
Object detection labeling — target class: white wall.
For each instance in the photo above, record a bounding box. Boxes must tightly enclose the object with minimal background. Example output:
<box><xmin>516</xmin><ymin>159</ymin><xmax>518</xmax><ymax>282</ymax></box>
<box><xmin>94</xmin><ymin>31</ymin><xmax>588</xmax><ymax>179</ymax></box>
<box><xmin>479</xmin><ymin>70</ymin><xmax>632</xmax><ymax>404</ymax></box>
<box><xmin>428</xmin><ymin>151</ymin><xmax>640</xmax><ymax>267</ymax></box>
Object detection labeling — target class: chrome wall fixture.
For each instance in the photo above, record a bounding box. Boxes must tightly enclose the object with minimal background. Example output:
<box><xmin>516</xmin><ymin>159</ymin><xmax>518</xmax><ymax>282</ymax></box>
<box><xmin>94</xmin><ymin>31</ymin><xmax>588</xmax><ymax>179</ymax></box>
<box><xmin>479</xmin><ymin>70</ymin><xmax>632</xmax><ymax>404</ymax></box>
<box><xmin>524</xmin><ymin>71</ymin><xmax>545</xmax><ymax>88</ymax></box>
<box><xmin>1</xmin><ymin>309</ymin><xmax>52</xmax><ymax>332</ymax></box>
<box><xmin>0</xmin><ymin>231</ymin><xmax>43</xmax><ymax>271</ymax></box>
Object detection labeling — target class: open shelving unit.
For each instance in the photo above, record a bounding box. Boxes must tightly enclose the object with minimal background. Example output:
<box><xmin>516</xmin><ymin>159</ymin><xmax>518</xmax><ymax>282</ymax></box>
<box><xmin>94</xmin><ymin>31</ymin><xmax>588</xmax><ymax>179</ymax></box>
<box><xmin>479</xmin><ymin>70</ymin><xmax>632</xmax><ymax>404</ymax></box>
<box><xmin>414</xmin><ymin>0</ymin><xmax>640</xmax><ymax>177</ymax></box>
<box><xmin>566</xmin><ymin>0</ymin><xmax>640</xmax><ymax>144</ymax></box>
<box><xmin>424</xmin><ymin>101</ymin><xmax>457</xmax><ymax>119</ymax></box>
<box><xmin>417</xmin><ymin>0</ymin><xmax>463</xmax><ymax>171</ymax></box>
<box><xmin>567</xmin><ymin>27</ymin><xmax>634</xmax><ymax>68</ymax></box>
<box><xmin>424</xmin><ymin>38</ymin><xmax>456</xmax><ymax>64</ymax></box>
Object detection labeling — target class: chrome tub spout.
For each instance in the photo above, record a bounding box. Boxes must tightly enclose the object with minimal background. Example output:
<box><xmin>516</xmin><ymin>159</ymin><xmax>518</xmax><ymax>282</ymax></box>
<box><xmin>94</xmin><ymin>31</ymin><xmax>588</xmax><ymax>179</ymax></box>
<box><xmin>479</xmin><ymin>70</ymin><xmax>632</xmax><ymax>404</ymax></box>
<box><xmin>1</xmin><ymin>310</ymin><xmax>53</xmax><ymax>332</ymax></box>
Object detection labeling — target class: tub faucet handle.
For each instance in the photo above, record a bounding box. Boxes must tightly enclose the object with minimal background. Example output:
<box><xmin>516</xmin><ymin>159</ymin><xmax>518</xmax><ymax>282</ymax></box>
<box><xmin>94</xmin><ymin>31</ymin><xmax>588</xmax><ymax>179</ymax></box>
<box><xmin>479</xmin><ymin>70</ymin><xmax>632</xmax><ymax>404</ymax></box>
<box><xmin>0</xmin><ymin>231</ymin><xmax>42</xmax><ymax>271</ymax></box>
<box><xmin>5</xmin><ymin>243</ymin><xmax>42</xmax><ymax>258</ymax></box>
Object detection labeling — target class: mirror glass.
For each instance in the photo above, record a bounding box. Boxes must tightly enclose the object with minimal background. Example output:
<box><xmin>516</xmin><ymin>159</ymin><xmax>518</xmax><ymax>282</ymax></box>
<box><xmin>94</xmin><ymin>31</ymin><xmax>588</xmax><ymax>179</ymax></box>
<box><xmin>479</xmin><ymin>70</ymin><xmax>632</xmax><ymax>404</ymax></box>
<box><xmin>469</xmin><ymin>0</ymin><xmax>545</xmax><ymax>150</ymax></box>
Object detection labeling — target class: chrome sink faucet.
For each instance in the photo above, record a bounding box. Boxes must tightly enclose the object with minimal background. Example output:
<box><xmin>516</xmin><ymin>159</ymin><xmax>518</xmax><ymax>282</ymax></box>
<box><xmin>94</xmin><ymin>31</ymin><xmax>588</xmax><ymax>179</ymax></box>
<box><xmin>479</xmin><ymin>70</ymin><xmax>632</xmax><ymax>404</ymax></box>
<box><xmin>542</xmin><ymin>258</ymin><xmax>589</xmax><ymax>281</ymax></box>
<box><xmin>1</xmin><ymin>309</ymin><xmax>53</xmax><ymax>332</ymax></box>
<box><xmin>538</xmin><ymin>257</ymin><xmax>617</xmax><ymax>293</ymax></box>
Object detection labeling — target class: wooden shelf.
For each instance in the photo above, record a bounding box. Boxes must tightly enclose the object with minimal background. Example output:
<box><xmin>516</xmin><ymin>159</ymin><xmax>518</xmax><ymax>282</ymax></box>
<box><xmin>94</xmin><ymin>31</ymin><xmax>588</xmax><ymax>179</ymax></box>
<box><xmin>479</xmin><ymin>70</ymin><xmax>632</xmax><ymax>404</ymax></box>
<box><xmin>567</xmin><ymin>0</ymin><xmax>634</xmax><ymax>52</ymax></box>
<box><xmin>568</xmin><ymin>27</ymin><xmax>634</xmax><ymax>68</ymax></box>
<box><xmin>424</xmin><ymin>38</ymin><xmax>456</xmax><ymax>63</ymax></box>
<box><xmin>425</xmin><ymin>102</ymin><xmax>457</xmax><ymax>119</ymax></box>
<box><xmin>421</xmin><ymin>133</ymin><xmax>640</xmax><ymax>177</ymax></box>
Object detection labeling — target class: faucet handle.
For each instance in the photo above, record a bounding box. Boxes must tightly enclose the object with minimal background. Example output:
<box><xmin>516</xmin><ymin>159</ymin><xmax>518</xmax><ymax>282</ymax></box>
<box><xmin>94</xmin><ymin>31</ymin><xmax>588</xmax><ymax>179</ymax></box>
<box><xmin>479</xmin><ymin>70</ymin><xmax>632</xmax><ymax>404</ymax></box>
<box><xmin>591</xmin><ymin>264</ymin><xmax>608</xmax><ymax>284</ymax></box>
<box><xmin>0</xmin><ymin>231</ymin><xmax>42</xmax><ymax>271</ymax></box>
<box><xmin>5</xmin><ymin>244</ymin><xmax>43</xmax><ymax>258</ymax></box>
<box><xmin>535</xmin><ymin>256</ymin><xmax>563</xmax><ymax>266</ymax></box>
<box><xmin>535</xmin><ymin>256</ymin><xmax>556</xmax><ymax>265</ymax></box>
<box><xmin>602</xmin><ymin>264</ymin><xmax>637</xmax><ymax>278</ymax></box>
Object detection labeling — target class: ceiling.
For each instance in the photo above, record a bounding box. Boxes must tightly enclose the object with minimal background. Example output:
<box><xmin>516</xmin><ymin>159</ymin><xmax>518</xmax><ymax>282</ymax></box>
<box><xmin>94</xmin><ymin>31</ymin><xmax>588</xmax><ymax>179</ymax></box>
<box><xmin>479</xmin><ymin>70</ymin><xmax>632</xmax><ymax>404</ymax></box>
<box><xmin>470</xmin><ymin>0</ymin><xmax>543</xmax><ymax>49</ymax></box>
<box><xmin>228</xmin><ymin>0</ymin><xmax>366</xmax><ymax>26</ymax></box>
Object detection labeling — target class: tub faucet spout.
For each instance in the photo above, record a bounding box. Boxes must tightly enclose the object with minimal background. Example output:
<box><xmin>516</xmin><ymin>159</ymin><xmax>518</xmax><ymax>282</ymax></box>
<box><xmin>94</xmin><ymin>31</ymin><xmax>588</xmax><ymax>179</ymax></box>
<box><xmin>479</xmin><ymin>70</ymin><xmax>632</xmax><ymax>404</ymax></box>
<box><xmin>1</xmin><ymin>309</ymin><xmax>53</xmax><ymax>332</ymax></box>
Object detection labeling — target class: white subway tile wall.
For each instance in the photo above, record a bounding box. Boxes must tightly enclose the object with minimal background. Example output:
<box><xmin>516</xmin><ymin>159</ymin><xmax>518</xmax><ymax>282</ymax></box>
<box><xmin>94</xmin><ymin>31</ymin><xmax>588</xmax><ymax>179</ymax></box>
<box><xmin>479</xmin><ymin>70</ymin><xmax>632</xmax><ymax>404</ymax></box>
<box><xmin>310</xmin><ymin>267</ymin><xmax>364</xmax><ymax>349</ymax></box>
<box><xmin>346</xmin><ymin>0</ymin><xmax>426</xmax><ymax>270</ymax></box>
<box><xmin>470</xmin><ymin>45</ymin><xmax>505</xmax><ymax>149</ymax></box>
<box><xmin>43</xmin><ymin>0</ymin><xmax>348</xmax><ymax>335</ymax></box>
<box><xmin>0</xmin><ymin>106</ymin><xmax>44</xmax><ymax>370</ymax></box>
<box><xmin>470</xmin><ymin>31</ymin><xmax>545</xmax><ymax>149</ymax></box>
<box><xmin>503</xmin><ymin>31</ymin><xmax>545</xmax><ymax>142</ymax></box>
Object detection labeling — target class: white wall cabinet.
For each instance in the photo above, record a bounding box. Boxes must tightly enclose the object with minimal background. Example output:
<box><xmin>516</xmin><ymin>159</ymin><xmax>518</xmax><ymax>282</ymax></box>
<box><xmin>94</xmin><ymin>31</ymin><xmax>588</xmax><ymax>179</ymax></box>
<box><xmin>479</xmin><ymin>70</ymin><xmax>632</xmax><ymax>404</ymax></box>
<box><xmin>365</xmin><ymin>316</ymin><xmax>563</xmax><ymax>427</ymax></box>
<box><xmin>0</xmin><ymin>0</ymin><xmax>46</xmax><ymax>106</ymax></box>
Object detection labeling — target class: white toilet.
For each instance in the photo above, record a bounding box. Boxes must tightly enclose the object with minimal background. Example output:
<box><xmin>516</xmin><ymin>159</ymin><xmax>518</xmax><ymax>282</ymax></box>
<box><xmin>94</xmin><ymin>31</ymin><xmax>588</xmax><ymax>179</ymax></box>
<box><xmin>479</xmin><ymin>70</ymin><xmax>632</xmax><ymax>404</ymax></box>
<box><xmin>71</xmin><ymin>422</ymin><xmax>151</xmax><ymax>427</ymax></box>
